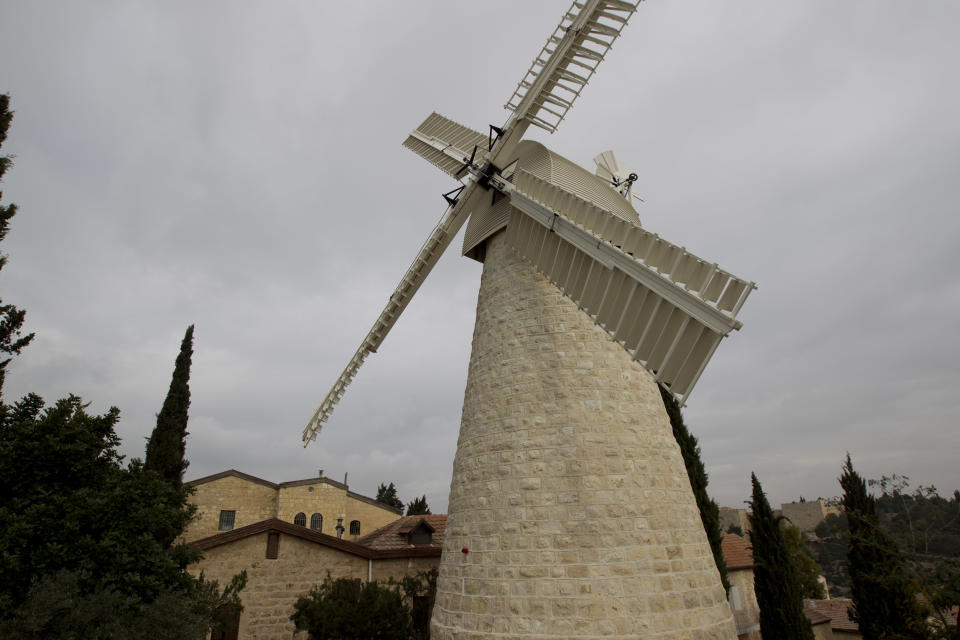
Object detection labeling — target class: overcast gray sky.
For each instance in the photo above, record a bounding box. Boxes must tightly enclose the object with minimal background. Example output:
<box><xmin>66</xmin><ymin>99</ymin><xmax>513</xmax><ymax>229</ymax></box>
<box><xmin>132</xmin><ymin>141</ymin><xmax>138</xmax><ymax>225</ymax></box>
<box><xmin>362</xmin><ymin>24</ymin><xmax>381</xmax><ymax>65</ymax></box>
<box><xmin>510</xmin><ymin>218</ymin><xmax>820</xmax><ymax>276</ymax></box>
<box><xmin>1</xmin><ymin>1</ymin><xmax>957</xmax><ymax>513</ymax></box>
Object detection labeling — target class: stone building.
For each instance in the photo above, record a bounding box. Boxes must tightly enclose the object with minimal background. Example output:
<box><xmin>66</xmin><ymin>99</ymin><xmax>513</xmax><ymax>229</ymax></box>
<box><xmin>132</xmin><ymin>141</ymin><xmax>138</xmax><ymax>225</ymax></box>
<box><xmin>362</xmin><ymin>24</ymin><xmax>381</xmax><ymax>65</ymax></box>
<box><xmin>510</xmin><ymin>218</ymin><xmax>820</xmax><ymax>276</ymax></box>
<box><xmin>781</xmin><ymin>500</ymin><xmax>841</xmax><ymax>534</ymax></box>
<box><xmin>720</xmin><ymin>533</ymin><xmax>852</xmax><ymax>640</ymax></box>
<box><xmin>188</xmin><ymin>511</ymin><xmax>446</xmax><ymax>640</ymax></box>
<box><xmin>722</xmin><ymin>534</ymin><xmax>760</xmax><ymax>639</ymax></box>
<box><xmin>184</xmin><ymin>470</ymin><xmax>402</xmax><ymax>543</ymax></box>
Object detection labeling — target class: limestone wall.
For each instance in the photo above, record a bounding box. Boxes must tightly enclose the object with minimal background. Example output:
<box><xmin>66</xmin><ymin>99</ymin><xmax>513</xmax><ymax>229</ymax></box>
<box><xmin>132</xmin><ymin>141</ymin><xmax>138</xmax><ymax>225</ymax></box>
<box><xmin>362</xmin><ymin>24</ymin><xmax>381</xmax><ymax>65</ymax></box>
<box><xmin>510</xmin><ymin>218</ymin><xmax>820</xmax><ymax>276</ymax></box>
<box><xmin>781</xmin><ymin>501</ymin><xmax>828</xmax><ymax>533</ymax></box>
<box><xmin>371</xmin><ymin>556</ymin><xmax>440</xmax><ymax>582</ymax></box>
<box><xmin>190</xmin><ymin>532</ymin><xmax>367</xmax><ymax>640</ymax></box>
<box><xmin>186</xmin><ymin>475</ymin><xmax>278</xmax><ymax>541</ymax></box>
<box><xmin>727</xmin><ymin>568</ymin><xmax>760</xmax><ymax>639</ymax></box>
<box><xmin>431</xmin><ymin>233</ymin><xmax>737</xmax><ymax>639</ymax></box>
<box><xmin>276</xmin><ymin>483</ymin><xmax>399</xmax><ymax>541</ymax></box>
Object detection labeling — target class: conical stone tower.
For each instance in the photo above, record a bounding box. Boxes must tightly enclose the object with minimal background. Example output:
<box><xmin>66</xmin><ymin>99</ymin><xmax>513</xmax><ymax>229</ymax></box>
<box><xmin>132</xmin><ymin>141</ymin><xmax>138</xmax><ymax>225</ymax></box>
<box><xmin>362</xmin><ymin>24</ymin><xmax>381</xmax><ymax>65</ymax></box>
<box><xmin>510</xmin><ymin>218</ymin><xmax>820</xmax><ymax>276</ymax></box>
<box><xmin>431</xmin><ymin>232</ymin><xmax>737</xmax><ymax>639</ymax></box>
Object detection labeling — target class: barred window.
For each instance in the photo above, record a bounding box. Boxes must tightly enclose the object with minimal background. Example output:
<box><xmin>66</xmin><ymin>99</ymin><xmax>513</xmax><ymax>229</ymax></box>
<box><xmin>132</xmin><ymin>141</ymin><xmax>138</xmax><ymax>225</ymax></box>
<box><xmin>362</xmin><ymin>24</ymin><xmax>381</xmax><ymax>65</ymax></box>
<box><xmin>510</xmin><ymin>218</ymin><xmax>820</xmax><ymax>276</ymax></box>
<box><xmin>310</xmin><ymin>513</ymin><xmax>322</xmax><ymax>531</ymax></box>
<box><xmin>294</xmin><ymin>512</ymin><xmax>306</xmax><ymax>527</ymax></box>
<box><xmin>349</xmin><ymin>520</ymin><xmax>360</xmax><ymax>535</ymax></box>
<box><xmin>218</xmin><ymin>510</ymin><xmax>236</xmax><ymax>531</ymax></box>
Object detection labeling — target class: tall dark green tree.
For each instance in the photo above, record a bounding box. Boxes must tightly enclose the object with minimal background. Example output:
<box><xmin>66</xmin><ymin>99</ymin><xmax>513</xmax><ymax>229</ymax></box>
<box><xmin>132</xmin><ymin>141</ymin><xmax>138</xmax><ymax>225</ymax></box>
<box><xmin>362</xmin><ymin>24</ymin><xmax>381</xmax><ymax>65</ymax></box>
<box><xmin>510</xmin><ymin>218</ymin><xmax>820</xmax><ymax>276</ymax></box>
<box><xmin>145</xmin><ymin>325</ymin><xmax>194</xmax><ymax>489</ymax></box>
<box><xmin>659</xmin><ymin>385</ymin><xmax>729</xmax><ymax>591</ymax></box>
<box><xmin>406</xmin><ymin>495</ymin><xmax>431</xmax><ymax>516</ymax></box>
<box><xmin>376</xmin><ymin>482</ymin><xmax>404</xmax><ymax>511</ymax></box>
<box><xmin>840</xmin><ymin>454</ymin><xmax>927</xmax><ymax>640</ymax></box>
<box><xmin>748</xmin><ymin>473</ymin><xmax>815</xmax><ymax>640</ymax></box>
<box><xmin>0</xmin><ymin>94</ymin><xmax>34</xmax><ymax>396</ymax></box>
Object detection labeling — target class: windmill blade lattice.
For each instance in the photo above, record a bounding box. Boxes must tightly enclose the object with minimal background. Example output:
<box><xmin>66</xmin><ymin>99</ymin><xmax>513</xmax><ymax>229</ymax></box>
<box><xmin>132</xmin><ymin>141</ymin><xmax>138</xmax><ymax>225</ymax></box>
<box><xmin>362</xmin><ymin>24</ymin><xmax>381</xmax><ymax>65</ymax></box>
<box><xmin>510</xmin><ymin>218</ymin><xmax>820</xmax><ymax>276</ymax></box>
<box><xmin>302</xmin><ymin>184</ymin><xmax>487</xmax><ymax>444</ymax></box>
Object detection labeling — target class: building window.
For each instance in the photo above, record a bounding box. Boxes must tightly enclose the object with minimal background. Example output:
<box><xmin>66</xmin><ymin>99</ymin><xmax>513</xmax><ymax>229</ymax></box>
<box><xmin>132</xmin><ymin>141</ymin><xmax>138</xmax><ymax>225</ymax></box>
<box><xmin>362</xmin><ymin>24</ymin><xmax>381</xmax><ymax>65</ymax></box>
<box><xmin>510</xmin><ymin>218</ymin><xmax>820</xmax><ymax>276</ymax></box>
<box><xmin>728</xmin><ymin>584</ymin><xmax>742</xmax><ymax>611</ymax></box>
<box><xmin>218</xmin><ymin>510</ymin><xmax>236</xmax><ymax>531</ymax></box>
<box><xmin>294</xmin><ymin>512</ymin><xmax>306</xmax><ymax>527</ymax></box>
<box><xmin>310</xmin><ymin>513</ymin><xmax>322</xmax><ymax>531</ymax></box>
<box><xmin>266</xmin><ymin>532</ymin><xmax>280</xmax><ymax>559</ymax></box>
<box><xmin>349</xmin><ymin>520</ymin><xmax>360</xmax><ymax>535</ymax></box>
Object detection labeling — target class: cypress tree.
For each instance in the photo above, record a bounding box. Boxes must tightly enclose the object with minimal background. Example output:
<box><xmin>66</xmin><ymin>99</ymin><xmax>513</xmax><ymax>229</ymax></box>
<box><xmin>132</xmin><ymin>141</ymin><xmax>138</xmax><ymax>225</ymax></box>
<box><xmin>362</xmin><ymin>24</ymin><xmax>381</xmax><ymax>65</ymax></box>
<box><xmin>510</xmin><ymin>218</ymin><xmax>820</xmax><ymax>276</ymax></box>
<box><xmin>660</xmin><ymin>385</ymin><xmax>729</xmax><ymax>591</ymax></box>
<box><xmin>748</xmin><ymin>472</ymin><xmax>815</xmax><ymax>640</ymax></box>
<box><xmin>0</xmin><ymin>94</ymin><xmax>34</xmax><ymax>396</ymax></box>
<box><xmin>405</xmin><ymin>495</ymin><xmax>431</xmax><ymax>516</ymax></box>
<box><xmin>145</xmin><ymin>325</ymin><xmax>194</xmax><ymax>488</ymax></box>
<box><xmin>375</xmin><ymin>482</ymin><xmax>404</xmax><ymax>511</ymax></box>
<box><xmin>840</xmin><ymin>454</ymin><xmax>927</xmax><ymax>640</ymax></box>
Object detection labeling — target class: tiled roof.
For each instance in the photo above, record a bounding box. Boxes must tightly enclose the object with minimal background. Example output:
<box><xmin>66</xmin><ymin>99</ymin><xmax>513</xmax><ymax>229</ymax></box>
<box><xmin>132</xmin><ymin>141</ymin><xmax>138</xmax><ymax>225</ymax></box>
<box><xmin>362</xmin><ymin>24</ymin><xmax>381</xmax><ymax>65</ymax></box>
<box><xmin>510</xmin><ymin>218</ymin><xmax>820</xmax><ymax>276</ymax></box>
<box><xmin>188</xmin><ymin>517</ymin><xmax>442</xmax><ymax>560</ymax></box>
<box><xmin>721</xmin><ymin>533</ymin><xmax>753</xmax><ymax>570</ymax></box>
<box><xmin>804</xmin><ymin>598</ymin><xmax>859</xmax><ymax>633</ymax></box>
<box><xmin>358</xmin><ymin>514</ymin><xmax>447</xmax><ymax>553</ymax></box>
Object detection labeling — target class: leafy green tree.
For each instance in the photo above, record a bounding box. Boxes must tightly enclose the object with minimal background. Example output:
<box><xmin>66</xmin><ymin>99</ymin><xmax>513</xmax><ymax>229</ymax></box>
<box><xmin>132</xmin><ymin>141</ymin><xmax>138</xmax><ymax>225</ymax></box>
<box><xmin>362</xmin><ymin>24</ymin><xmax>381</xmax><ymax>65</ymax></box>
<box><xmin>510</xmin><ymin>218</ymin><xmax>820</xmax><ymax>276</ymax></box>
<box><xmin>376</xmin><ymin>481</ymin><xmax>404</xmax><ymax>511</ymax></box>
<box><xmin>659</xmin><ymin>385</ymin><xmax>729</xmax><ymax>591</ymax></box>
<box><xmin>0</xmin><ymin>395</ymin><xmax>195</xmax><ymax>606</ymax></box>
<box><xmin>406</xmin><ymin>495</ymin><xmax>431</xmax><ymax>516</ymax></box>
<box><xmin>841</xmin><ymin>454</ymin><xmax>927</xmax><ymax>640</ymax></box>
<box><xmin>748</xmin><ymin>473</ymin><xmax>815</xmax><ymax>640</ymax></box>
<box><xmin>398</xmin><ymin>569</ymin><xmax>438</xmax><ymax>640</ymax></box>
<box><xmin>781</xmin><ymin>522</ymin><xmax>826</xmax><ymax>599</ymax></box>
<box><xmin>291</xmin><ymin>575</ymin><xmax>412</xmax><ymax>640</ymax></box>
<box><xmin>0</xmin><ymin>94</ymin><xmax>34</xmax><ymax>396</ymax></box>
<box><xmin>145</xmin><ymin>325</ymin><xmax>194</xmax><ymax>489</ymax></box>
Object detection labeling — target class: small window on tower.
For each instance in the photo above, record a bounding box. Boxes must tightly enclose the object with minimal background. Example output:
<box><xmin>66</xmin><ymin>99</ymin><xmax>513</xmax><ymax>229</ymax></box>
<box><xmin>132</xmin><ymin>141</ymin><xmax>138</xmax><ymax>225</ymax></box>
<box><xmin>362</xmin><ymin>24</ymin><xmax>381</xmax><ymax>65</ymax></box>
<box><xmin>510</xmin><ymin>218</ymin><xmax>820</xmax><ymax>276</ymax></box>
<box><xmin>349</xmin><ymin>520</ymin><xmax>360</xmax><ymax>535</ymax></box>
<box><xmin>310</xmin><ymin>513</ymin><xmax>322</xmax><ymax>531</ymax></box>
<box><xmin>294</xmin><ymin>512</ymin><xmax>306</xmax><ymax>527</ymax></box>
<box><xmin>218</xmin><ymin>510</ymin><xmax>236</xmax><ymax>531</ymax></box>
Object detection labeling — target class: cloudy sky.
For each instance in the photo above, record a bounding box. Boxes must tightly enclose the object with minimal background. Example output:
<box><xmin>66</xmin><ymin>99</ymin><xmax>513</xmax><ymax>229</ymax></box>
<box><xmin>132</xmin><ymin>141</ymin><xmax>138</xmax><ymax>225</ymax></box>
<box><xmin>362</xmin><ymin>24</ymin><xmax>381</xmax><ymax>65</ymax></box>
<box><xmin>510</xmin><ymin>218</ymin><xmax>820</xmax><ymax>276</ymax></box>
<box><xmin>2</xmin><ymin>1</ymin><xmax>957</xmax><ymax>513</ymax></box>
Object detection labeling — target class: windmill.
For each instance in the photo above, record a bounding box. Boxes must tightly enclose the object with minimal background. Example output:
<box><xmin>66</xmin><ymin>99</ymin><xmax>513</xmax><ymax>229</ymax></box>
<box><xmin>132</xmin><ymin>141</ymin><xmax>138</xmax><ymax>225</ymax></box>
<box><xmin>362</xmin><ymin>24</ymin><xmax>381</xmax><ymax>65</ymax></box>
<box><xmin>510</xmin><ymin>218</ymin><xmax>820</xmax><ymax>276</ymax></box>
<box><xmin>305</xmin><ymin>1</ymin><xmax>754</xmax><ymax>637</ymax></box>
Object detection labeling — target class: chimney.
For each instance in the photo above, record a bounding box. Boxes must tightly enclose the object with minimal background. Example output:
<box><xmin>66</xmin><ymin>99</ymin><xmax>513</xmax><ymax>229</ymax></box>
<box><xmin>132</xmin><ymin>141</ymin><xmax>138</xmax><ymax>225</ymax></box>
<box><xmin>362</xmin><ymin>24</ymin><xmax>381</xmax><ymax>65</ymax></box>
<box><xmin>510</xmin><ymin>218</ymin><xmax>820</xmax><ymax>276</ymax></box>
<box><xmin>318</xmin><ymin>469</ymin><xmax>324</xmax><ymax>478</ymax></box>
<box><xmin>343</xmin><ymin>472</ymin><xmax>348</xmax><ymax>487</ymax></box>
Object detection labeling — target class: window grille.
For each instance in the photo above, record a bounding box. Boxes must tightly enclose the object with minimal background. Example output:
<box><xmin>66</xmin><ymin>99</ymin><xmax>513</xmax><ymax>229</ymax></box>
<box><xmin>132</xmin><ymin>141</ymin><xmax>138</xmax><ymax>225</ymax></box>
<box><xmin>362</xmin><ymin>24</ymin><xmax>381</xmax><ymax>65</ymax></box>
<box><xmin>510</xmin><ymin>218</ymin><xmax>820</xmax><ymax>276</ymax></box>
<box><xmin>349</xmin><ymin>520</ymin><xmax>360</xmax><ymax>535</ymax></box>
<box><xmin>310</xmin><ymin>513</ymin><xmax>322</xmax><ymax>531</ymax></box>
<box><xmin>294</xmin><ymin>512</ymin><xmax>306</xmax><ymax>527</ymax></box>
<box><xmin>218</xmin><ymin>510</ymin><xmax>236</xmax><ymax>531</ymax></box>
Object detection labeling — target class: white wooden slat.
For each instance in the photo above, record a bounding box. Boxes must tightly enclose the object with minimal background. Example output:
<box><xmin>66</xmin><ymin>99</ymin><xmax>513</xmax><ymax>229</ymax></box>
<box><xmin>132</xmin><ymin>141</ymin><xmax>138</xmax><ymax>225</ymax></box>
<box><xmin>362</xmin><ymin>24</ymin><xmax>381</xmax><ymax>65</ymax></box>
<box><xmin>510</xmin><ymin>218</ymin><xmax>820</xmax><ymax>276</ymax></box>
<box><xmin>504</xmin><ymin>173</ymin><xmax>754</xmax><ymax>401</ymax></box>
<box><xmin>504</xmin><ymin>0</ymin><xmax>641</xmax><ymax>134</ymax></box>
<box><xmin>302</xmin><ymin>184</ymin><xmax>486</xmax><ymax>444</ymax></box>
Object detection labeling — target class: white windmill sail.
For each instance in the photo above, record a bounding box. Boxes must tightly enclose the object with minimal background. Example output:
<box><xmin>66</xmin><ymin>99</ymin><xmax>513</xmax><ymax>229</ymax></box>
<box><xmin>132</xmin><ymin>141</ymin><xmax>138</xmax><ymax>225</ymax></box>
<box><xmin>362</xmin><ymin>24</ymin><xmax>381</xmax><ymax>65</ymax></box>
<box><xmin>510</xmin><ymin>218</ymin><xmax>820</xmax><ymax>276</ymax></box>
<box><xmin>301</xmin><ymin>184</ymin><xmax>488</xmax><ymax>444</ymax></box>
<box><xmin>504</xmin><ymin>0</ymin><xmax>642</xmax><ymax>134</ymax></box>
<box><xmin>304</xmin><ymin>1</ymin><xmax>646</xmax><ymax>444</ymax></box>
<box><xmin>503</xmin><ymin>169</ymin><xmax>755</xmax><ymax>401</ymax></box>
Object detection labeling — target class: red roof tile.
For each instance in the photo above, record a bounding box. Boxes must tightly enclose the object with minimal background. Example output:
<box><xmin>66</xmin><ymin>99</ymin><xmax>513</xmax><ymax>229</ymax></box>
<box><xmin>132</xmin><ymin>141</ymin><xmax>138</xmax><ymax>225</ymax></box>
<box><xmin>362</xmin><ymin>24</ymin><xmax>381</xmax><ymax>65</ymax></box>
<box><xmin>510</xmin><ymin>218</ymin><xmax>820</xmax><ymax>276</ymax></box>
<box><xmin>358</xmin><ymin>514</ymin><xmax>447</xmax><ymax>552</ymax></box>
<box><xmin>804</xmin><ymin>598</ymin><xmax>859</xmax><ymax>633</ymax></box>
<box><xmin>721</xmin><ymin>533</ymin><xmax>754</xmax><ymax>570</ymax></box>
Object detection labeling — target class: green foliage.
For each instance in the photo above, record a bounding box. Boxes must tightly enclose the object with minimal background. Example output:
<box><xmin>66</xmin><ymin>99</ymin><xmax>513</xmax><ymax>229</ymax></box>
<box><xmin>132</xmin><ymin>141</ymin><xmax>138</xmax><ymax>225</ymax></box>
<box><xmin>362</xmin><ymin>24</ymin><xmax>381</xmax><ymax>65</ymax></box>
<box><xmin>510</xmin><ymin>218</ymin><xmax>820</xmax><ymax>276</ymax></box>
<box><xmin>841</xmin><ymin>454</ymin><xmax>927</xmax><ymax>640</ymax></box>
<box><xmin>0</xmin><ymin>395</ymin><xmax>197</xmax><ymax>606</ymax></box>
<box><xmin>809</xmin><ymin>512</ymin><xmax>851</xmax><ymax>596</ymax></box>
<box><xmin>0</xmin><ymin>94</ymin><xmax>35</xmax><ymax>396</ymax></box>
<box><xmin>145</xmin><ymin>324</ymin><xmax>194</xmax><ymax>489</ymax></box>
<box><xmin>376</xmin><ymin>481</ymin><xmax>404</xmax><ymax>511</ymax></box>
<box><xmin>291</xmin><ymin>575</ymin><xmax>413</xmax><ymax>640</ymax></box>
<box><xmin>748</xmin><ymin>473</ymin><xmax>815</xmax><ymax>640</ymax></box>
<box><xmin>659</xmin><ymin>385</ymin><xmax>729</xmax><ymax>592</ymax></box>
<box><xmin>398</xmin><ymin>569</ymin><xmax>438</xmax><ymax>640</ymax></box>
<box><xmin>0</xmin><ymin>569</ymin><xmax>246</xmax><ymax>640</ymax></box>
<box><xmin>726</xmin><ymin>524</ymin><xmax>744</xmax><ymax>536</ymax></box>
<box><xmin>781</xmin><ymin>522</ymin><xmax>826</xmax><ymax>599</ymax></box>
<box><xmin>406</xmin><ymin>495</ymin><xmax>431</xmax><ymax>516</ymax></box>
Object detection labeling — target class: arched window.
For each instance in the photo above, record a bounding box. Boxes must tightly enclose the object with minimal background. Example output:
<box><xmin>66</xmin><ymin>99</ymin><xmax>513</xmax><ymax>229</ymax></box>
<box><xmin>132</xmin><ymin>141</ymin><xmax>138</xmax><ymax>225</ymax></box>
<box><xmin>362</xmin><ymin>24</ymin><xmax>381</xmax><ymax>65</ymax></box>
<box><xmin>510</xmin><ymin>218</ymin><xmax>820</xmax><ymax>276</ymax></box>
<box><xmin>310</xmin><ymin>513</ymin><xmax>322</xmax><ymax>531</ymax></box>
<box><xmin>294</xmin><ymin>512</ymin><xmax>306</xmax><ymax>527</ymax></box>
<box><xmin>349</xmin><ymin>520</ymin><xmax>361</xmax><ymax>535</ymax></box>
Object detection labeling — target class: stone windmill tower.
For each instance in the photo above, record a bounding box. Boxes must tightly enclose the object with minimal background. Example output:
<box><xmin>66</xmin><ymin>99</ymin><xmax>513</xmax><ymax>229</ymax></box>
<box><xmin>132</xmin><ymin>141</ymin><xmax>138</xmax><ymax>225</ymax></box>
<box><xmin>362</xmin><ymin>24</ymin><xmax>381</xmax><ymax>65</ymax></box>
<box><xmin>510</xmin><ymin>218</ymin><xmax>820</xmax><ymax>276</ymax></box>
<box><xmin>304</xmin><ymin>2</ymin><xmax>755</xmax><ymax>637</ymax></box>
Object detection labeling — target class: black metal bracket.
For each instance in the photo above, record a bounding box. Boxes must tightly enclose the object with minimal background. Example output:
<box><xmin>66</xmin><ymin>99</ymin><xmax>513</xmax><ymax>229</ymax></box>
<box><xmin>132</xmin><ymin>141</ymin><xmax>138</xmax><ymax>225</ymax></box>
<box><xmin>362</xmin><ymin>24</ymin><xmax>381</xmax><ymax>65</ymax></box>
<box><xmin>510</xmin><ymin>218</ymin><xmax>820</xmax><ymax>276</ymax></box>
<box><xmin>443</xmin><ymin>185</ymin><xmax>465</xmax><ymax>207</ymax></box>
<box><xmin>488</xmin><ymin>125</ymin><xmax>504</xmax><ymax>151</ymax></box>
